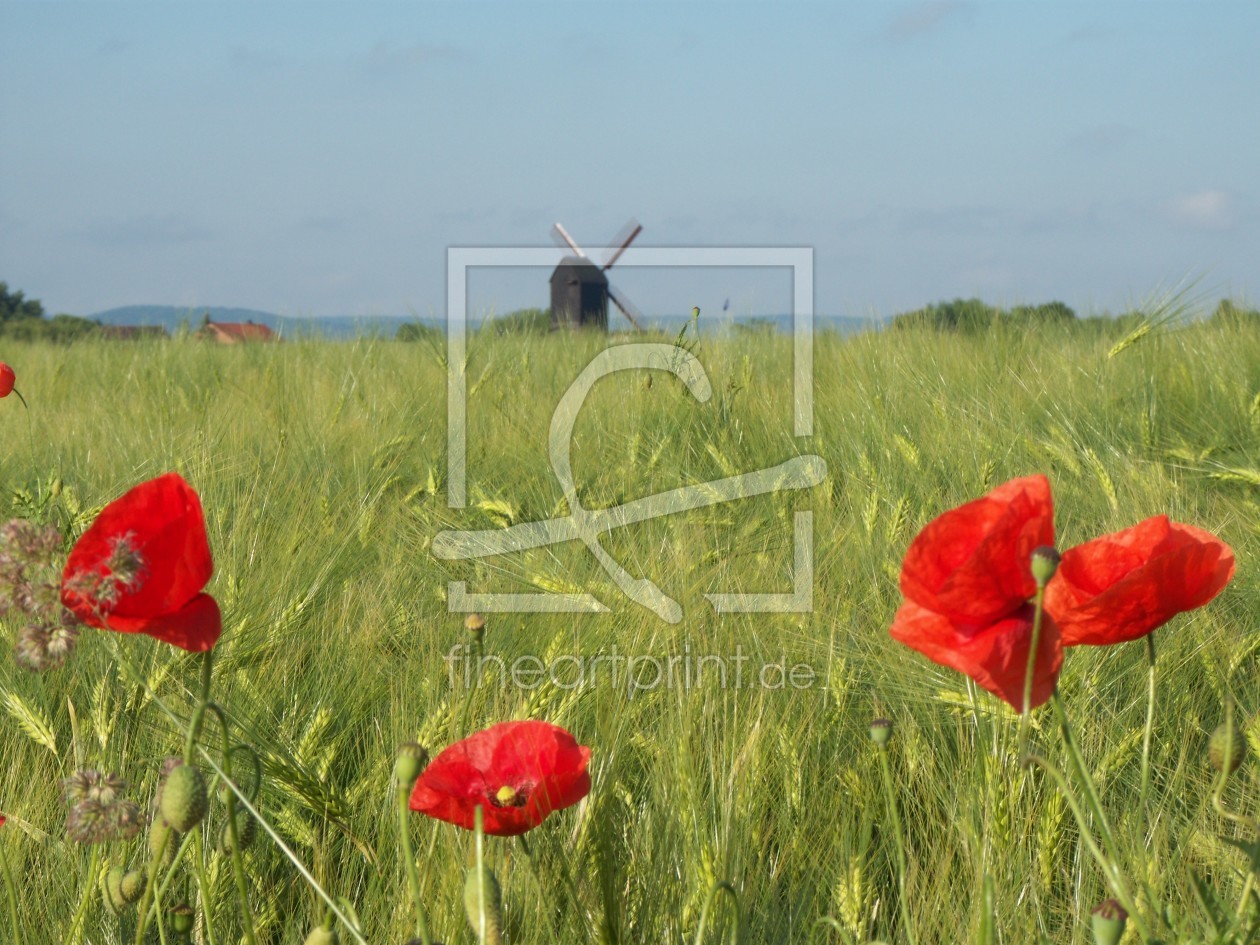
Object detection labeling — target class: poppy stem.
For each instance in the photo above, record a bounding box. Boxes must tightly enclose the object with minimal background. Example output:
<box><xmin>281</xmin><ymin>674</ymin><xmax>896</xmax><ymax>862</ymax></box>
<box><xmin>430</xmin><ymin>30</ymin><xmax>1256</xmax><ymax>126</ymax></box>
<box><xmin>517</xmin><ymin>833</ymin><xmax>568</xmax><ymax>940</ymax></box>
<box><xmin>1212</xmin><ymin>697</ymin><xmax>1257</xmax><ymax>832</ymax></box>
<box><xmin>11</xmin><ymin>388</ymin><xmax>39</xmax><ymax>487</ymax></box>
<box><xmin>202</xmin><ymin>703</ymin><xmax>258</xmax><ymax>945</ymax></box>
<box><xmin>1018</xmin><ymin>584</ymin><xmax>1048</xmax><ymax>758</ymax></box>
<box><xmin>64</xmin><ymin>844</ymin><xmax>100</xmax><ymax>945</ymax></box>
<box><xmin>1</xmin><ymin>831</ymin><xmax>23</xmax><ymax>945</ymax></box>
<box><xmin>1138</xmin><ymin>632</ymin><xmax>1157</xmax><ymax>820</ymax></box>
<box><xmin>876</xmin><ymin>743</ymin><xmax>917</xmax><ymax>945</ymax></box>
<box><xmin>1049</xmin><ymin>691</ymin><xmax>1162</xmax><ymax>934</ymax></box>
<box><xmin>183</xmin><ymin>651</ymin><xmax>215</xmax><ymax>764</ymax></box>
<box><xmin>396</xmin><ymin>783</ymin><xmax>433</xmax><ymax>945</ymax></box>
<box><xmin>472</xmin><ymin>805</ymin><xmax>489</xmax><ymax>944</ymax></box>
<box><xmin>1021</xmin><ymin>752</ymin><xmax>1149</xmax><ymax>941</ymax></box>
<box><xmin>133</xmin><ymin>818</ymin><xmax>169</xmax><ymax>945</ymax></box>
<box><xmin>692</xmin><ymin>880</ymin><xmax>742</xmax><ymax>945</ymax></box>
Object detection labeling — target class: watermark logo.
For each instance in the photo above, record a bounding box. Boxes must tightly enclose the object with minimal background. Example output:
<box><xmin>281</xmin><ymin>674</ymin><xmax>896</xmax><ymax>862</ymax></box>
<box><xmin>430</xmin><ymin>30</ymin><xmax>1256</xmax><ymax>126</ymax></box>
<box><xmin>434</xmin><ymin>247</ymin><xmax>824</xmax><ymax>622</ymax></box>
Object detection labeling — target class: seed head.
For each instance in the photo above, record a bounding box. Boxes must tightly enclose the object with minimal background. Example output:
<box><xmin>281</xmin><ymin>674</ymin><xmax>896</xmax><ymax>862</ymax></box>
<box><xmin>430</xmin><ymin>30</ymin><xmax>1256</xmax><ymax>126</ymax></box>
<box><xmin>1030</xmin><ymin>546</ymin><xmax>1061</xmax><ymax>587</ymax></box>
<box><xmin>394</xmin><ymin>742</ymin><xmax>429</xmax><ymax>787</ymax></box>
<box><xmin>64</xmin><ymin>770</ymin><xmax>144</xmax><ymax>843</ymax></box>
<box><xmin>1090</xmin><ymin>898</ymin><xmax>1128</xmax><ymax>945</ymax></box>
<box><xmin>168</xmin><ymin>902</ymin><xmax>195</xmax><ymax>936</ymax></box>
<box><xmin>869</xmin><ymin>718</ymin><xmax>894</xmax><ymax>748</ymax></box>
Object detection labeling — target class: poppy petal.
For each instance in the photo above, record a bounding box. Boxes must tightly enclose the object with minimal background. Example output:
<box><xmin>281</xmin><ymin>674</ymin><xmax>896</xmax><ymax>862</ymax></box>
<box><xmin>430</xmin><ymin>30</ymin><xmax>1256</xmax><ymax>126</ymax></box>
<box><xmin>409</xmin><ymin>721</ymin><xmax>591</xmax><ymax>837</ymax></box>
<box><xmin>63</xmin><ymin>473</ymin><xmax>213</xmax><ymax>625</ymax></box>
<box><xmin>99</xmin><ymin>593</ymin><xmax>222</xmax><ymax>653</ymax></box>
<box><xmin>900</xmin><ymin>475</ymin><xmax>1054</xmax><ymax>625</ymax></box>
<box><xmin>1048</xmin><ymin>517</ymin><xmax>1235</xmax><ymax>646</ymax></box>
<box><xmin>890</xmin><ymin>600</ymin><xmax>1062</xmax><ymax>708</ymax></box>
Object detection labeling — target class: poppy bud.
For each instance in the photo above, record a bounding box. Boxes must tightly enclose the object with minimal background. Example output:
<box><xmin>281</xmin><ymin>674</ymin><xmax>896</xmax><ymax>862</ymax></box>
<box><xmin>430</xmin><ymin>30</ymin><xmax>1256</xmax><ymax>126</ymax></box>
<box><xmin>218</xmin><ymin>809</ymin><xmax>257</xmax><ymax>853</ymax></box>
<box><xmin>302</xmin><ymin>927</ymin><xmax>337</xmax><ymax>945</ymax></box>
<box><xmin>149</xmin><ymin>816</ymin><xmax>179</xmax><ymax>868</ymax></box>
<box><xmin>463</xmin><ymin>863</ymin><xmax>504</xmax><ymax>945</ymax></box>
<box><xmin>869</xmin><ymin>718</ymin><xmax>893</xmax><ymax>748</ymax></box>
<box><xmin>1030</xmin><ymin>546</ymin><xmax>1060</xmax><ymax>587</ymax></box>
<box><xmin>1090</xmin><ymin>898</ymin><xmax>1127</xmax><ymax>945</ymax></box>
<box><xmin>159</xmin><ymin>763</ymin><xmax>209</xmax><ymax>832</ymax></box>
<box><xmin>465</xmin><ymin>613</ymin><xmax>486</xmax><ymax>641</ymax></box>
<box><xmin>394</xmin><ymin>742</ymin><xmax>429</xmax><ymax>787</ymax></box>
<box><xmin>101</xmin><ymin>865</ymin><xmax>127</xmax><ymax>913</ymax></box>
<box><xmin>169</xmin><ymin>902</ymin><xmax>195</xmax><ymax>935</ymax></box>
<box><xmin>1210</xmin><ymin>723</ymin><xmax>1247</xmax><ymax>773</ymax></box>
<box><xmin>120</xmin><ymin>869</ymin><xmax>146</xmax><ymax>904</ymax></box>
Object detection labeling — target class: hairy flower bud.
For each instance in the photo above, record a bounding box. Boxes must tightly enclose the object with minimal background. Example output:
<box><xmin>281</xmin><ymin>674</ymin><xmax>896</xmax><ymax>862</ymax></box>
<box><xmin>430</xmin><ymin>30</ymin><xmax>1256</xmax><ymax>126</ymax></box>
<box><xmin>149</xmin><ymin>816</ymin><xmax>179</xmax><ymax>869</ymax></box>
<box><xmin>159</xmin><ymin>763</ymin><xmax>209</xmax><ymax>832</ymax></box>
<box><xmin>120</xmin><ymin>869</ymin><xmax>146</xmax><ymax>904</ymax></box>
<box><xmin>463</xmin><ymin>863</ymin><xmax>504</xmax><ymax>945</ymax></box>
<box><xmin>302</xmin><ymin>928</ymin><xmax>337</xmax><ymax>945</ymax></box>
<box><xmin>1210</xmin><ymin>722</ymin><xmax>1247</xmax><ymax>774</ymax></box>
<box><xmin>101</xmin><ymin>865</ymin><xmax>128</xmax><ymax>913</ymax></box>
<box><xmin>218</xmin><ymin>809</ymin><xmax>257</xmax><ymax>854</ymax></box>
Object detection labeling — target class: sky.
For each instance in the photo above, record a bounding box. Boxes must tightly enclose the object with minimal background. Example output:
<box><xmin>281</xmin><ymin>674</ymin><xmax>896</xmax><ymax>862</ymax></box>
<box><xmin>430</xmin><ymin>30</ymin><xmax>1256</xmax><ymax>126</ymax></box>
<box><xmin>1</xmin><ymin>0</ymin><xmax>1257</xmax><ymax>322</ymax></box>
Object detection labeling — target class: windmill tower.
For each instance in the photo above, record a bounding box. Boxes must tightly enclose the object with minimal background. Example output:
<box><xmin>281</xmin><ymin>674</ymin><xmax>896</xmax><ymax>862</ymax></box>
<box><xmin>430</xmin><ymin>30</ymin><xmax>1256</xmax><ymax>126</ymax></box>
<box><xmin>549</xmin><ymin>220</ymin><xmax>644</xmax><ymax>331</ymax></box>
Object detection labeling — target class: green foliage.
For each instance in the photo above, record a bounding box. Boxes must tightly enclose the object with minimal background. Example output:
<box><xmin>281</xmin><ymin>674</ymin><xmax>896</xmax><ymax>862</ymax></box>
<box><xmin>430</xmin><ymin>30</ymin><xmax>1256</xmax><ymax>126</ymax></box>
<box><xmin>1210</xmin><ymin>298</ymin><xmax>1260</xmax><ymax>326</ymax></box>
<box><xmin>892</xmin><ymin>297</ymin><xmax>1078</xmax><ymax>332</ymax></box>
<box><xmin>1</xmin><ymin>315</ymin><xmax>1259</xmax><ymax>941</ymax></box>
<box><xmin>1008</xmin><ymin>300</ymin><xmax>1077</xmax><ymax>322</ymax></box>
<box><xmin>0</xmin><ymin>282</ymin><xmax>99</xmax><ymax>342</ymax></box>
<box><xmin>890</xmin><ymin>297</ymin><xmax>998</xmax><ymax>332</ymax></box>
<box><xmin>488</xmin><ymin>307</ymin><xmax>551</xmax><ymax>335</ymax></box>
<box><xmin>0</xmin><ymin>313</ymin><xmax>100</xmax><ymax>342</ymax></box>
<box><xmin>0</xmin><ymin>282</ymin><xmax>45</xmax><ymax>323</ymax></box>
<box><xmin>395</xmin><ymin>320</ymin><xmax>442</xmax><ymax>342</ymax></box>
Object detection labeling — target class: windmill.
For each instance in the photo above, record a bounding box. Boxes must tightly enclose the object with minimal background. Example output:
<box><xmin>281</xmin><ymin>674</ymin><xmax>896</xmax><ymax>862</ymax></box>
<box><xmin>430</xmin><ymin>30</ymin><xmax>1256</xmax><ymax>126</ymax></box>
<box><xmin>549</xmin><ymin>220</ymin><xmax>644</xmax><ymax>331</ymax></box>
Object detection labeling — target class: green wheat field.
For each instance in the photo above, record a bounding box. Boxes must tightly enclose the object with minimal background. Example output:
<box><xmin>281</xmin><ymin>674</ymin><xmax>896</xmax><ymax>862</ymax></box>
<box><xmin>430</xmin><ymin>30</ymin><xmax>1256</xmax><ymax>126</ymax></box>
<box><xmin>2</xmin><ymin>311</ymin><xmax>1259</xmax><ymax>943</ymax></box>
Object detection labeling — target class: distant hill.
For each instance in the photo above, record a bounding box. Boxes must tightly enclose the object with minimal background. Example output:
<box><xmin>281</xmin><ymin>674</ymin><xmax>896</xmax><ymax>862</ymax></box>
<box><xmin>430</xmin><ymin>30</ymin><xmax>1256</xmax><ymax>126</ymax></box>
<box><xmin>90</xmin><ymin>306</ymin><xmax>432</xmax><ymax>340</ymax></box>
<box><xmin>89</xmin><ymin>305</ymin><xmax>883</xmax><ymax>339</ymax></box>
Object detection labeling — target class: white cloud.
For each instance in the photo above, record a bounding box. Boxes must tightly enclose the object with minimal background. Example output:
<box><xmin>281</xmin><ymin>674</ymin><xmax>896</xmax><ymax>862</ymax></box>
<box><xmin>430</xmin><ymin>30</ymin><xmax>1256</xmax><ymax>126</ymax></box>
<box><xmin>1163</xmin><ymin>190</ymin><xmax>1235</xmax><ymax>231</ymax></box>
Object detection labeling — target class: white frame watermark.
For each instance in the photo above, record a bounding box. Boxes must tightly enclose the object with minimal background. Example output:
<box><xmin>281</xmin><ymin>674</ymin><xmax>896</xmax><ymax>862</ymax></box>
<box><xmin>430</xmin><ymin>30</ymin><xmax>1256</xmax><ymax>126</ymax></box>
<box><xmin>436</xmin><ymin>246</ymin><xmax>822</xmax><ymax>622</ymax></box>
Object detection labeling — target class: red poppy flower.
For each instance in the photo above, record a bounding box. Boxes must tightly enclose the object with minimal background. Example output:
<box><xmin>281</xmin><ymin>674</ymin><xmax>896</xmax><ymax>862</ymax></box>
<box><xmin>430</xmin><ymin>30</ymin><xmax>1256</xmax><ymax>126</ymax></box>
<box><xmin>891</xmin><ymin>475</ymin><xmax>1062</xmax><ymax>708</ymax></box>
<box><xmin>0</xmin><ymin>363</ymin><xmax>14</xmax><ymax>398</ymax></box>
<box><xmin>1046</xmin><ymin>515</ymin><xmax>1235</xmax><ymax>646</ymax></box>
<box><xmin>900</xmin><ymin>475</ymin><xmax>1054</xmax><ymax>625</ymax></box>
<box><xmin>410</xmin><ymin>721</ymin><xmax>591</xmax><ymax>836</ymax></box>
<box><xmin>61</xmin><ymin>473</ymin><xmax>221</xmax><ymax>652</ymax></box>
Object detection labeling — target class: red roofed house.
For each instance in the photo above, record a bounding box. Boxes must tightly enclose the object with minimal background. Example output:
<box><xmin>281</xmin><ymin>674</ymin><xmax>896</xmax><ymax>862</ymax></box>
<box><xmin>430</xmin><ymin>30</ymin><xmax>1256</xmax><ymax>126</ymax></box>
<box><xmin>198</xmin><ymin>318</ymin><xmax>278</xmax><ymax>344</ymax></box>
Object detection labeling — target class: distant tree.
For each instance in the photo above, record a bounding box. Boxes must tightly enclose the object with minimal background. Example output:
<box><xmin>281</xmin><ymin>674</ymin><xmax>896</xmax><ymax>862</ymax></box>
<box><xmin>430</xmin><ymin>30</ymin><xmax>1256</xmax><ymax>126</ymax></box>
<box><xmin>1210</xmin><ymin>298</ymin><xmax>1260</xmax><ymax>326</ymax></box>
<box><xmin>491</xmin><ymin>308</ymin><xmax>551</xmax><ymax>335</ymax></box>
<box><xmin>396</xmin><ymin>321</ymin><xmax>442</xmax><ymax>342</ymax></box>
<box><xmin>0</xmin><ymin>282</ymin><xmax>46</xmax><ymax>323</ymax></box>
<box><xmin>891</xmin><ymin>297</ymin><xmax>996</xmax><ymax>332</ymax></box>
<box><xmin>1008</xmin><ymin>301</ymin><xmax>1076</xmax><ymax>322</ymax></box>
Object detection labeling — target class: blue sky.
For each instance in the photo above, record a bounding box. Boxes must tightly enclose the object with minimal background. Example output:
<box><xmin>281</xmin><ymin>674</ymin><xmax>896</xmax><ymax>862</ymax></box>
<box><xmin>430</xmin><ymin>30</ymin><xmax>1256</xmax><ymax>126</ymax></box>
<box><xmin>1</xmin><ymin>1</ymin><xmax>1256</xmax><ymax>321</ymax></box>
